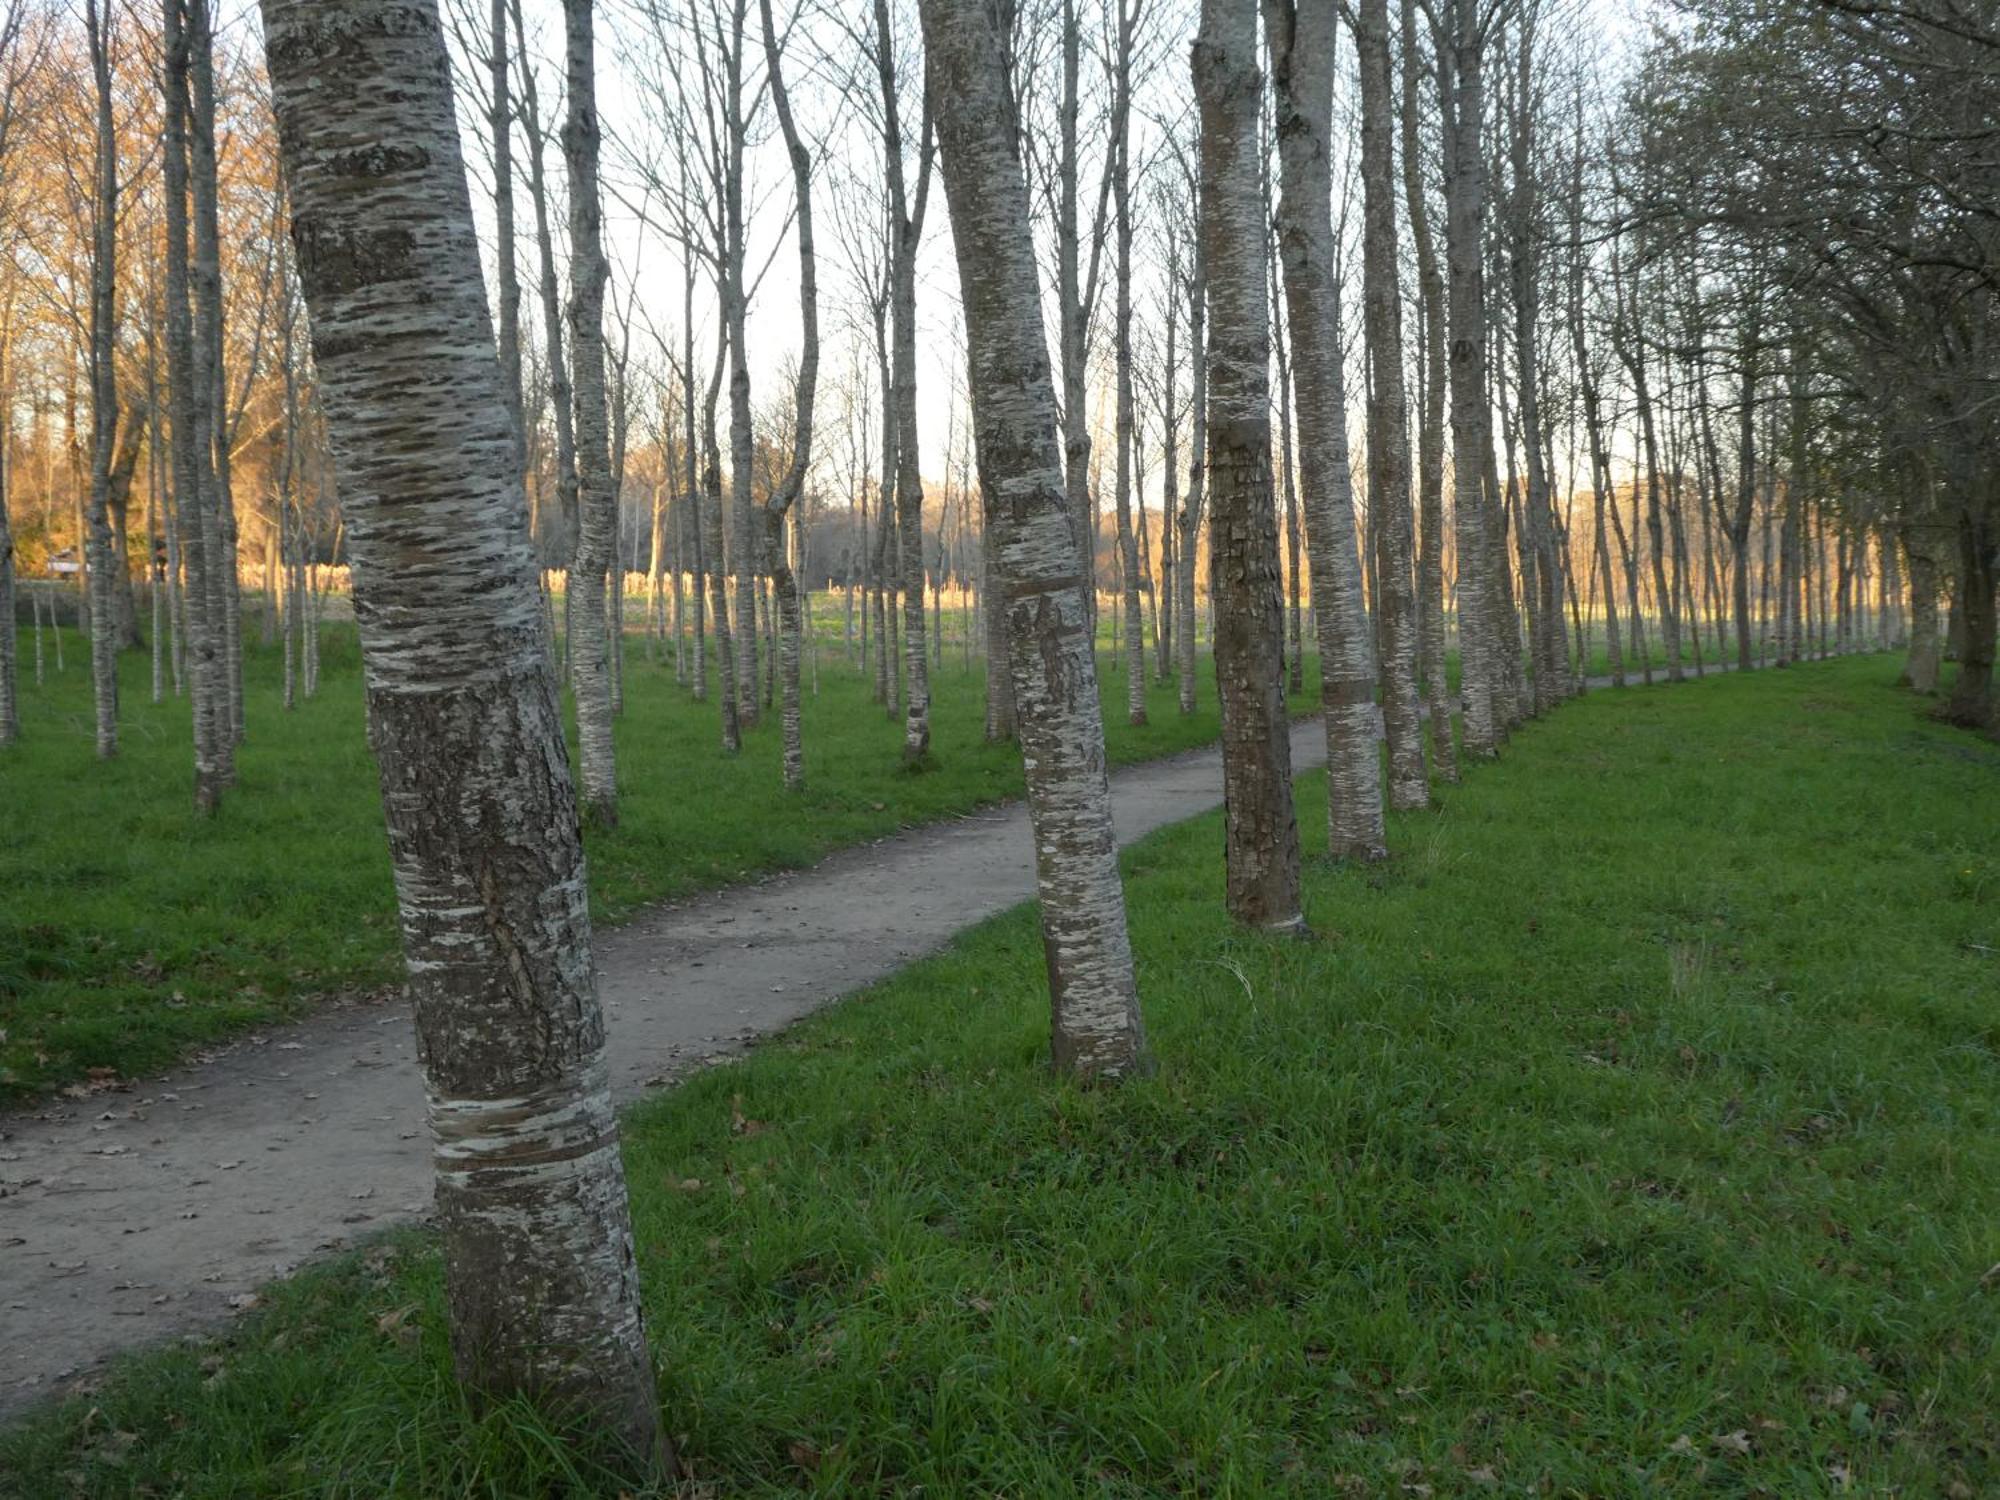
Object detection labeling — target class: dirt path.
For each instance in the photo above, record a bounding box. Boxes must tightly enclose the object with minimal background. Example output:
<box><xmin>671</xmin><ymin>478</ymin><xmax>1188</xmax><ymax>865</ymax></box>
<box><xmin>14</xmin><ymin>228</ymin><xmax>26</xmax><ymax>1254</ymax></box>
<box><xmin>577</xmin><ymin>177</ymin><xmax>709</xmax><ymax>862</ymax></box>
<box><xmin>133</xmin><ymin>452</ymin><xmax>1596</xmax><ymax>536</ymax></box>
<box><xmin>1</xmin><ymin>718</ymin><xmax>1338</xmax><ymax>1418</ymax></box>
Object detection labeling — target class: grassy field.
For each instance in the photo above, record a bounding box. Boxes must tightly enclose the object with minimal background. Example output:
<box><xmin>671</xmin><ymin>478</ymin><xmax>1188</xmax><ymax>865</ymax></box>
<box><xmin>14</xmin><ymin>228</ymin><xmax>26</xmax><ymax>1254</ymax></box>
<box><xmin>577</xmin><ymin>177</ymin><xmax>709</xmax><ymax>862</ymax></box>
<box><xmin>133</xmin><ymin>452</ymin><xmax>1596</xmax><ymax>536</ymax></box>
<box><xmin>4</xmin><ymin>654</ymin><xmax>1993</xmax><ymax>1496</ymax></box>
<box><xmin>0</xmin><ymin>615</ymin><xmax>1314</xmax><ymax>1104</ymax></box>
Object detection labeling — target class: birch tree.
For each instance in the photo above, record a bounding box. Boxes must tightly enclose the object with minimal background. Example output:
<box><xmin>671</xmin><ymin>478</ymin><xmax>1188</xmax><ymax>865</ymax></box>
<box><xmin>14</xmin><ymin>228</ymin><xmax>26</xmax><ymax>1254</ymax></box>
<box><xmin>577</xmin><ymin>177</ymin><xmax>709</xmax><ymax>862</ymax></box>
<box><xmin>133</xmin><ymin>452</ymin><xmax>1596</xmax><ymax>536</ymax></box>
<box><xmin>919</xmin><ymin>0</ymin><xmax>1150</xmax><ymax>1079</ymax></box>
<box><xmin>1399</xmin><ymin>0</ymin><xmax>1455</xmax><ymax>774</ymax></box>
<box><xmin>870</xmin><ymin>0</ymin><xmax>935</xmax><ymax>761</ymax></box>
<box><xmin>1195</xmin><ymin>0</ymin><xmax>1305</xmax><ymax>931</ymax></box>
<box><xmin>1355</xmin><ymin>0</ymin><xmax>1426</xmax><ymax>807</ymax></box>
<box><xmin>163</xmin><ymin>0</ymin><xmax>227</xmax><ymax>809</ymax></box>
<box><xmin>1110</xmin><ymin>0</ymin><xmax>1147</xmax><ymax>725</ymax></box>
<box><xmin>759</xmin><ymin>0</ymin><xmax>816</xmax><ymax>790</ymax></box>
<box><xmin>564</xmin><ymin>0</ymin><xmax>619</xmax><ymax>824</ymax></box>
<box><xmin>1434</xmin><ymin>0</ymin><xmax>1505</xmax><ymax>756</ymax></box>
<box><xmin>1264</xmin><ymin>0</ymin><xmax>1387</xmax><ymax>860</ymax></box>
<box><xmin>83</xmin><ymin>0</ymin><xmax>119</xmax><ymax>758</ymax></box>
<box><xmin>0</xmin><ymin>0</ymin><xmax>24</xmax><ymax>748</ymax></box>
<box><xmin>259</xmin><ymin>0</ymin><xmax>666</xmax><ymax>1462</ymax></box>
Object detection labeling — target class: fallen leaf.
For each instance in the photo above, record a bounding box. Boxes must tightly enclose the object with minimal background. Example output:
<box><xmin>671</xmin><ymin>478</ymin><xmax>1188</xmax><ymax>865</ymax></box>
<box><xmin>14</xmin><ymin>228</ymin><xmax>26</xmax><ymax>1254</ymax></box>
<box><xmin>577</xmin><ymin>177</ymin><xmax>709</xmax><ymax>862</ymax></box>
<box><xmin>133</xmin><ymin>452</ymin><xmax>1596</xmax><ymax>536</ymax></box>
<box><xmin>1712</xmin><ymin>1430</ymin><xmax>1753</xmax><ymax>1455</ymax></box>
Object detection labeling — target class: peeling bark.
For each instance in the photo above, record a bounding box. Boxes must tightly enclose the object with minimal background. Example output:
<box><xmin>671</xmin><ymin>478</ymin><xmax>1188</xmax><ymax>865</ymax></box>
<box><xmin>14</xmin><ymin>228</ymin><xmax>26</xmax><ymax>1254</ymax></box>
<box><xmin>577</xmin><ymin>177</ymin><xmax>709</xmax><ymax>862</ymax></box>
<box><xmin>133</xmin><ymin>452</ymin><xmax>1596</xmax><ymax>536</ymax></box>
<box><xmin>1197</xmin><ymin>0</ymin><xmax>1305</xmax><ymax>929</ymax></box>
<box><xmin>1356</xmin><ymin>0</ymin><xmax>1427</xmax><ymax>809</ymax></box>
<box><xmin>920</xmin><ymin>0</ymin><xmax>1150</xmax><ymax>1080</ymax></box>
<box><xmin>1265</xmin><ymin>0</ymin><xmax>1387</xmax><ymax>860</ymax></box>
<box><xmin>261</xmin><ymin>0</ymin><xmax>665</xmax><ymax>1464</ymax></box>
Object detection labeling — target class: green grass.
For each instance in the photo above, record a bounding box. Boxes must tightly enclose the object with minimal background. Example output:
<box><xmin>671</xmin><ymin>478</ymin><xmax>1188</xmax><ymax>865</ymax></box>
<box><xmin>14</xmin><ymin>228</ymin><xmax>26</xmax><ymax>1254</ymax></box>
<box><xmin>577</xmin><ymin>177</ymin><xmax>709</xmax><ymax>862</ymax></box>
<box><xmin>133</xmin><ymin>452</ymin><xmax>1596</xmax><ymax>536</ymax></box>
<box><xmin>0</xmin><ymin>614</ymin><xmax>1312</xmax><ymax>1104</ymax></box>
<box><xmin>5</xmin><ymin>654</ymin><xmax>1994</xmax><ymax>1496</ymax></box>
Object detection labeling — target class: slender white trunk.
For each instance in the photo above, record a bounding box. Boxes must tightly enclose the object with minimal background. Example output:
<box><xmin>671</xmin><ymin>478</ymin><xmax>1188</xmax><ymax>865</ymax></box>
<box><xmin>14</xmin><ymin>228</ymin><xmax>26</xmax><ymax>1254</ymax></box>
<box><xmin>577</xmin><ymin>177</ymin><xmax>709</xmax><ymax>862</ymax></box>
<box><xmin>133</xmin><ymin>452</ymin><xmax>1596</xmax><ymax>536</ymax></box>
<box><xmin>85</xmin><ymin>0</ymin><xmax>120</xmax><ymax>759</ymax></box>
<box><xmin>563</xmin><ymin>0</ymin><xmax>618</xmax><ymax>825</ymax></box>
<box><xmin>920</xmin><ymin>0</ymin><xmax>1150</xmax><ymax>1080</ymax></box>
<box><xmin>1266</xmin><ymin>0</ymin><xmax>1388</xmax><ymax>860</ymax></box>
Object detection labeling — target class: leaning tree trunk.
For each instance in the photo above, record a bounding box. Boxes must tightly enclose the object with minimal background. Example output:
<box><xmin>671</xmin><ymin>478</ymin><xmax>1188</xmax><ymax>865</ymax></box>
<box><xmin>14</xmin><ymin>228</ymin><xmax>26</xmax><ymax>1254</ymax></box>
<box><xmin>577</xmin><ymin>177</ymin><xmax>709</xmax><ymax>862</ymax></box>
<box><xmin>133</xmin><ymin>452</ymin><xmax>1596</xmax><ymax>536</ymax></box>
<box><xmin>919</xmin><ymin>0</ymin><xmax>1150</xmax><ymax>1081</ymax></box>
<box><xmin>1265</xmin><ymin>0</ymin><xmax>1387</xmax><ymax>861</ymax></box>
<box><xmin>563</xmin><ymin>0</ymin><xmax>618</xmax><ymax>826</ymax></box>
<box><xmin>1356</xmin><ymin>0</ymin><xmax>1426</xmax><ymax>810</ymax></box>
<box><xmin>1195</xmin><ymin>0</ymin><xmax>1305</xmax><ymax>931</ymax></box>
<box><xmin>260</xmin><ymin>0</ymin><xmax>666</xmax><ymax>1464</ymax></box>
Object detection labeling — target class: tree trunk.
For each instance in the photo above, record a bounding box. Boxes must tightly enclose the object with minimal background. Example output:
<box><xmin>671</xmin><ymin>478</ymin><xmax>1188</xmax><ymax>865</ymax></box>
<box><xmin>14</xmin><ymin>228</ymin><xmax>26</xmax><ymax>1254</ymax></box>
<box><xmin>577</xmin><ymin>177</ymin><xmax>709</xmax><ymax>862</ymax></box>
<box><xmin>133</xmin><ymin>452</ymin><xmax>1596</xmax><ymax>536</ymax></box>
<box><xmin>760</xmin><ymin>0</ymin><xmax>816</xmax><ymax>790</ymax></box>
<box><xmin>1900</xmin><ymin>534</ymin><xmax>1941</xmax><ymax>693</ymax></box>
<box><xmin>564</xmin><ymin>0</ymin><xmax>618</xmax><ymax>825</ymax></box>
<box><xmin>162</xmin><ymin>0</ymin><xmax>225</xmax><ymax>811</ymax></box>
<box><xmin>0</xmin><ymin>331</ymin><xmax>14</xmax><ymax>745</ymax></box>
<box><xmin>1195</xmin><ymin>0</ymin><xmax>1305</xmax><ymax>930</ymax></box>
<box><xmin>262</xmin><ymin>0</ymin><xmax>666</xmax><ymax>1464</ymax></box>
<box><xmin>511</xmin><ymin>0</ymin><xmax>577</xmax><ymax>605</ymax></box>
<box><xmin>1356</xmin><ymin>0</ymin><xmax>1426</xmax><ymax>809</ymax></box>
<box><xmin>85</xmin><ymin>0</ymin><xmax>120</xmax><ymax>760</ymax></box>
<box><xmin>919</xmin><ymin>0</ymin><xmax>1150</xmax><ymax>1080</ymax></box>
<box><xmin>701</xmin><ymin>342</ymin><xmax>740</xmax><ymax>752</ymax></box>
<box><xmin>1439</xmin><ymin>7</ymin><xmax>1498</xmax><ymax>755</ymax></box>
<box><xmin>874</xmin><ymin>0</ymin><xmax>931</xmax><ymax>761</ymax></box>
<box><xmin>1402</xmin><ymin>0</ymin><xmax>1456</xmax><ymax>774</ymax></box>
<box><xmin>1177</xmin><ymin>213</ymin><xmax>1209</xmax><ymax>716</ymax></box>
<box><xmin>189</xmin><ymin>0</ymin><xmax>242</xmax><ymax>751</ymax></box>
<box><xmin>1266</xmin><ymin>0</ymin><xmax>1387</xmax><ymax>860</ymax></box>
<box><xmin>1111</xmin><ymin>0</ymin><xmax>1147</xmax><ymax>726</ymax></box>
<box><xmin>1942</xmin><ymin>503</ymin><xmax>1996</xmax><ymax>732</ymax></box>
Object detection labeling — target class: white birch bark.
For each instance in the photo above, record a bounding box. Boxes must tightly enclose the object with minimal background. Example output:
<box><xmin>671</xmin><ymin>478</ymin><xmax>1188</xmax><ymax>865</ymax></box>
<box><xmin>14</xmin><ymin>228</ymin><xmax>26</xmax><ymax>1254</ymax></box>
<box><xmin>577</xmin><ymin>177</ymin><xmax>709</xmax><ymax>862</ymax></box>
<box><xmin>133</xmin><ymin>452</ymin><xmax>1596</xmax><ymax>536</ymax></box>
<box><xmin>919</xmin><ymin>0</ymin><xmax>1150</xmax><ymax>1080</ymax></box>
<box><xmin>1112</xmin><ymin>0</ymin><xmax>1146</xmax><ymax>726</ymax></box>
<box><xmin>1196</xmin><ymin>0</ymin><xmax>1306</xmax><ymax>930</ymax></box>
<box><xmin>1265</xmin><ymin>0</ymin><xmax>1388</xmax><ymax>861</ymax></box>
<box><xmin>162</xmin><ymin>0</ymin><xmax>226</xmax><ymax>811</ymax></box>
<box><xmin>759</xmin><ymin>0</ymin><xmax>815</xmax><ymax>791</ymax></box>
<box><xmin>259</xmin><ymin>0</ymin><xmax>665</xmax><ymax>1463</ymax></box>
<box><xmin>1399</xmin><ymin>0</ymin><xmax>1456</xmax><ymax>776</ymax></box>
<box><xmin>84</xmin><ymin>0</ymin><xmax>120</xmax><ymax>760</ymax></box>
<box><xmin>1177</xmin><ymin>192</ymin><xmax>1209</xmax><ymax>715</ymax></box>
<box><xmin>1357</xmin><ymin>0</ymin><xmax>1427</xmax><ymax>809</ymax></box>
<box><xmin>510</xmin><ymin>0</ymin><xmax>577</xmax><ymax>591</ymax></box>
<box><xmin>0</xmin><ymin>318</ymin><xmax>13</xmax><ymax>746</ymax></box>
<box><xmin>563</xmin><ymin>0</ymin><xmax>618</xmax><ymax>825</ymax></box>
<box><xmin>1438</xmin><ymin>2</ymin><xmax>1498</xmax><ymax>756</ymax></box>
<box><xmin>188</xmin><ymin>0</ymin><xmax>242</xmax><ymax>753</ymax></box>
